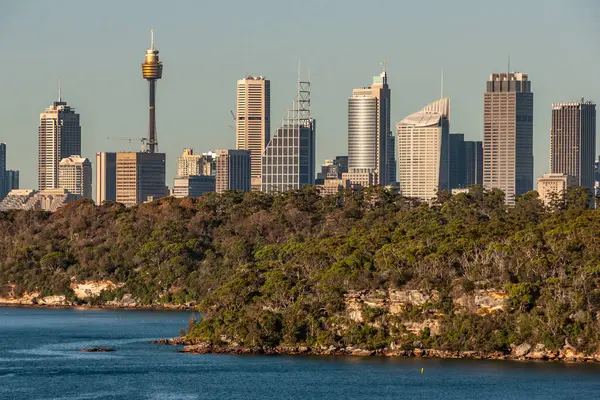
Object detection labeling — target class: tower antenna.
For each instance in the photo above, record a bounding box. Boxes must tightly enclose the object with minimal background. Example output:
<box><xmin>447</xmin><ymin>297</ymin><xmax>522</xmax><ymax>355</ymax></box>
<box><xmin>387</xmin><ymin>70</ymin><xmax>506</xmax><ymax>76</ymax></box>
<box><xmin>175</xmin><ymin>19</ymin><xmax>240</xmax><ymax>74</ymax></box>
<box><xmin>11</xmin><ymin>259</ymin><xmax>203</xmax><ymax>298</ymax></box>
<box><xmin>507</xmin><ymin>53</ymin><xmax>511</xmax><ymax>91</ymax></box>
<box><xmin>151</xmin><ymin>28</ymin><xmax>155</xmax><ymax>50</ymax></box>
<box><xmin>58</xmin><ymin>77</ymin><xmax>62</xmax><ymax>102</ymax></box>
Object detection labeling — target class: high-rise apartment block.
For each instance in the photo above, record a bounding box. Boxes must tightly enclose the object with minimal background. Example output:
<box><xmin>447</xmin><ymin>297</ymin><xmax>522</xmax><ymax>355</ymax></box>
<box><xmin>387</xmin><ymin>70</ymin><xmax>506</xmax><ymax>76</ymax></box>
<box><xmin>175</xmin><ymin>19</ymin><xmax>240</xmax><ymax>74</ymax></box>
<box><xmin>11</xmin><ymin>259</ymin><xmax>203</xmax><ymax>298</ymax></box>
<box><xmin>0</xmin><ymin>143</ymin><xmax>6</xmax><ymax>200</ymax></box>
<box><xmin>550</xmin><ymin>100</ymin><xmax>596</xmax><ymax>192</ymax></box>
<box><xmin>173</xmin><ymin>175</ymin><xmax>215</xmax><ymax>198</ymax></box>
<box><xmin>177</xmin><ymin>148</ymin><xmax>214</xmax><ymax>177</ymax></box>
<box><xmin>96</xmin><ymin>152</ymin><xmax>117</xmax><ymax>204</ymax></box>
<box><xmin>115</xmin><ymin>152</ymin><xmax>166</xmax><ymax>206</ymax></box>
<box><xmin>58</xmin><ymin>156</ymin><xmax>92</xmax><ymax>199</ymax></box>
<box><xmin>397</xmin><ymin>98</ymin><xmax>450</xmax><ymax>200</ymax></box>
<box><xmin>348</xmin><ymin>69</ymin><xmax>394</xmax><ymax>186</ymax></box>
<box><xmin>215</xmin><ymin>149</ymin><xmax>251</xmax><ymax>193</ymax></box>
<box><xmin>38</xmin><ymin>96</ymin><xmax>81</xmax><ymax>191</ymax></box>
<box><xmin>236</xmin><ymin>76</ymin><xmax>270</xmax><ymax>190</ymax></box>
<box><xmin>449</xmin><ymin>133</ymin><xmax>483</xmax><ymax>189</ymax></box>
<box><xmin>261</xmin><ymin>79</ymin><xmax>315</xmax><ymax>193</ymax></box>
<box><xmin>483</xmin><ymin>72</ymin><xmax>533</xmax><ymax>204</ymax></box>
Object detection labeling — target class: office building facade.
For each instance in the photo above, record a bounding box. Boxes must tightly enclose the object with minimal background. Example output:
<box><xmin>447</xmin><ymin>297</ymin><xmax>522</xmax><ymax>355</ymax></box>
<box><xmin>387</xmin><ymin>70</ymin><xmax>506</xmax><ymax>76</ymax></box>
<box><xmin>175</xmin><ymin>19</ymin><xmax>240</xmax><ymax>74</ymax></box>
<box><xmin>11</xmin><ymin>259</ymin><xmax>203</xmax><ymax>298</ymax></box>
<box><xmin>215</xmin><ymin>149</ymin><xmax>251</xmax><ymax>193</ymax></box>
<box><xmin>397</xmin><ymin>98</ymin><xmax>450</xmax><ymax>200</ymax></box>
<box><xmin>173</xmin><ymin>175</ymin><xmax>215</xmax><ymax>198</ymax></box>
<box><xmin>236</xmin><ymin>76</ymin><xmax>270</xmax><ymax>190</ymax></box>
<box><xmin>177</xmin><ymin>148</ymin><xmax>213</xmax><ymax>177</ymax></box>
<box><xmin>449</xmin><ymin>134</ymin><xmax>483</xmax><ymax>189</ymax></box>
<box><xmin>537</xmin><ymin>173</ymin><xmax>576</xmax><ymax>206</ymax></box>
<box><xmin>5</xmin><ymin>170</ymin><xmax>19</xmax><ymax>193</ymax></box>
<box><xmin>58</xmin><ymin>155</ymin><xmax>92</xmax><ymax>199</ymax></box>
<box><xmin>261</xmin><ymin>79</ymin><xmax>315</xmax><ymax>193</ymax></box>
<box><xmin>115</xmin><ymin>152</ymin><xmax>166</xmax><ymax>205</ymax></box>
<box><xmin>315</xmin><ymin>156</ymin><xmax>349</xmax><ymax>184</ymax></box>
<box><xmin>96</xmin><ymin>152</ymin><xmax>117</xmax><ymax>203</ymax></box>
<box><xmin>483</xmin><ymin>72</ymin><xmax>533</xmax><ymax>204</ymax></box>
<box><xmin>550</xmin><ymin>100</ymin><xmax>596</xmax><ymax>192</ymax></box>
<box><xmin>38</xmin><ymin>97</ymin><xmax>81</xmax><ymax>191</ymax></box>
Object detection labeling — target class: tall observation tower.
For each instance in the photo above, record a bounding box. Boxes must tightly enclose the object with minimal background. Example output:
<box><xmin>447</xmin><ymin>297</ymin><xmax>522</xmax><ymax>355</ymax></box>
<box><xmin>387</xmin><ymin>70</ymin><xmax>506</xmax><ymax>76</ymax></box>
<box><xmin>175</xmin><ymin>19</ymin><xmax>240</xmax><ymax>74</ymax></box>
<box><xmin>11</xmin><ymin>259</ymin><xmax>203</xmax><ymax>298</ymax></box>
<box><xmin>141</xmin><ymin>29</ymin><xmax>163</xmax><ymax>153</ymax></box>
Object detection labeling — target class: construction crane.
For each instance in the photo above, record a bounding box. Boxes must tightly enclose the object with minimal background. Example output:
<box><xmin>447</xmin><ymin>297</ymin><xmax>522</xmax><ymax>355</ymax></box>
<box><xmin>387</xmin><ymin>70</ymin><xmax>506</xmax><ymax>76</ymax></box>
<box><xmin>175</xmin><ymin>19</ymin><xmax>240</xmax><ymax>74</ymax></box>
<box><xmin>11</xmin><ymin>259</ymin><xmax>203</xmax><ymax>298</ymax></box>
<box><xmin>228</xmin><ymin>110</ymin><xmax>236</xmax><ymax>133</ymax></box>
<box><xmin>106</xmin><ymin>137</ymin><xmax>149</xmax><ymax>152</ymax></box>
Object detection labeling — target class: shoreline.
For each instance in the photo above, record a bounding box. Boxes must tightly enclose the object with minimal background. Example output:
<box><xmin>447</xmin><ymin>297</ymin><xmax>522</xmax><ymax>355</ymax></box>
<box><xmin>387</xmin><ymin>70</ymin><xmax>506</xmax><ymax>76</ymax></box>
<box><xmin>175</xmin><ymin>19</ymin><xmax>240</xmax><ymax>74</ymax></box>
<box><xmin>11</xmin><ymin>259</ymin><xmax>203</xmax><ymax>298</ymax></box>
<box><xmin>0</xmin><ymin>302</ymin><xmax>193</xmax><ymax>311</ymax></box>
<box><xmin>153</xmin><ymin>338</ymin><xmax>600</xmax><ymax>364</ymax></box>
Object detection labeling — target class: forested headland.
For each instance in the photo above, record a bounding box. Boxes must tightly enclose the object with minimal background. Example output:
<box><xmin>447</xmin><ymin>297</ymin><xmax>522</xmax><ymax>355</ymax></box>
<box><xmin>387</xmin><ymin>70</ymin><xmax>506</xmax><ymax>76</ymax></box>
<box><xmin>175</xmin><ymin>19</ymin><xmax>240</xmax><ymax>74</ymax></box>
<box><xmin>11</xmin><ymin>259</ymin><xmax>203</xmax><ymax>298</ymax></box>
<box><xmin>1</xmin><ymin>186</ymin><xmax>600</xmax><ymax>359</ymax></box>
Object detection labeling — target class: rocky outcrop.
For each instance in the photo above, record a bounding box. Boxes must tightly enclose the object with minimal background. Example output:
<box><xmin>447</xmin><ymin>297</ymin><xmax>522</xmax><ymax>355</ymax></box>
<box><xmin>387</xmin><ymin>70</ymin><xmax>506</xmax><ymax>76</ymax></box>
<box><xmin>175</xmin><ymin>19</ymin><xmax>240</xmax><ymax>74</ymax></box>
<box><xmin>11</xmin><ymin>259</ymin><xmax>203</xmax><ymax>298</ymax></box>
<box><xmin>70</xmin><ymin>281</ymin><xmax>124</xmax><ymax>300</ymax></box>
<box><xmin>80</xmin><ymin>347</ymin><xmax>115</xmax><ymax>352</ymax></box>
<box><xmin>344</xmin><ymin>289</ymin><xmax>440</xmax><ymax>322</ymax></box>
<box><xmin>453</xmin><ymin>289</ymin><xmax>508</xmax><ymax>314</ymax></box>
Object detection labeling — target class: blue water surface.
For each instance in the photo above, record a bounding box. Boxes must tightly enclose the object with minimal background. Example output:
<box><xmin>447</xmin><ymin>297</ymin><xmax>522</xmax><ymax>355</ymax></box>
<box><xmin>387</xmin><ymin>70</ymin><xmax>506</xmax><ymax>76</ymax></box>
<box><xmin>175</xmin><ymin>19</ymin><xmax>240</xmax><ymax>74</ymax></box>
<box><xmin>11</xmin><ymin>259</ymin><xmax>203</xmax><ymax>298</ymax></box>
<box><xmin>0</xmin><ymin>307</ymin><xmax>599</xmax><ymax>399</ymax></box>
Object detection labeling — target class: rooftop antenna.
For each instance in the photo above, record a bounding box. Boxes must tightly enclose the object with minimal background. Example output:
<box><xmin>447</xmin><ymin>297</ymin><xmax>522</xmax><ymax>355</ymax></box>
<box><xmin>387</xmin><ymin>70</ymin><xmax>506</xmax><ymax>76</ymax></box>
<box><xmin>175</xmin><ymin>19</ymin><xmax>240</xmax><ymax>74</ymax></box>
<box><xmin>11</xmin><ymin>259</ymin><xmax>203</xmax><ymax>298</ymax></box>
<box><xmin>58</xmin><ymin>77</ymin><xmax>62</xmax><ymax>102</ymax></box>
<box><xmin>151</xmin><ymin>28</ymin><xmax>155</xmax><ymax>50</ymax></box>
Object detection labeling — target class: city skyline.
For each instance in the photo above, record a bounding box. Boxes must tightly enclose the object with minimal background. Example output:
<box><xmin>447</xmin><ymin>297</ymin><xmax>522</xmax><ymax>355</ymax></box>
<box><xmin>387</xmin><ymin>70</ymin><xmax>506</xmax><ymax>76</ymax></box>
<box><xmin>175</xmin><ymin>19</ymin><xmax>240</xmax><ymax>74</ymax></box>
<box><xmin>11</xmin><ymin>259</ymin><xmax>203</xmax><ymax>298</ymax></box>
<box><xmin>1</xmin><ymin>1</ymin><xmax>599</xmax><ymax>192</ymax></box>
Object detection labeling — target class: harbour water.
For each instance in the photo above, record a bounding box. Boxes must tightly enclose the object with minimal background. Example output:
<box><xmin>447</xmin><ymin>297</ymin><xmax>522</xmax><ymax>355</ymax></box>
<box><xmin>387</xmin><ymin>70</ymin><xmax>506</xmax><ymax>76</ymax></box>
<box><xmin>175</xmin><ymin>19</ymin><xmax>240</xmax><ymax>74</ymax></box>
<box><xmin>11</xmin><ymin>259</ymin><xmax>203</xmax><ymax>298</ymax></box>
<box><xmin>1</xmin><ymin>307</ymin><xmax>599</xmax><ymax>399</ymax></box>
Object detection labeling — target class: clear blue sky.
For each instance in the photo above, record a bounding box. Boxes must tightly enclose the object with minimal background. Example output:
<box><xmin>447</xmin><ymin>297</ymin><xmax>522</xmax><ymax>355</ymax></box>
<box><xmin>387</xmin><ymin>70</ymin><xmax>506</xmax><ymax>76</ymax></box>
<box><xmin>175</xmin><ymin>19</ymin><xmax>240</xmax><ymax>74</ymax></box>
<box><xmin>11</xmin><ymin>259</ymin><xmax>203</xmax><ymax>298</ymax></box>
<box><xmin>1</xmin><ymin>0</ymin><xmax>599</xmax><ymax>190</ymax></box>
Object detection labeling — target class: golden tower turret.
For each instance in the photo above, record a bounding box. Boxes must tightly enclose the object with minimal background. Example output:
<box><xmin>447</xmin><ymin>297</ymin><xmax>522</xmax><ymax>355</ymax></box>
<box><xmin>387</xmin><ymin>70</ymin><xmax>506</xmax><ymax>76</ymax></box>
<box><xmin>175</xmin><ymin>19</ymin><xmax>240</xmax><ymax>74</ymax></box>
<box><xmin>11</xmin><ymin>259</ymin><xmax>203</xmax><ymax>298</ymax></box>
<box><xmin>141</xmin><ymin>29</ymin><xmax>163</xmax><ymax>153</ymax></box>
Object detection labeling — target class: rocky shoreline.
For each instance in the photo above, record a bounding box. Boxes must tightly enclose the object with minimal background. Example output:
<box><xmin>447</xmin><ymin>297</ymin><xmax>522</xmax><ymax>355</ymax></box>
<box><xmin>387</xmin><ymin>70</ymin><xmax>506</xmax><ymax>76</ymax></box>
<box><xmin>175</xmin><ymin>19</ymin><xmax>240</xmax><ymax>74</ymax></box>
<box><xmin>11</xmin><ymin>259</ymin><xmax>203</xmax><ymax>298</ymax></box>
<box><xmin>153</xmin><ymin>338</ymin><xmax>600</xmax><ymax>363</ymax></box>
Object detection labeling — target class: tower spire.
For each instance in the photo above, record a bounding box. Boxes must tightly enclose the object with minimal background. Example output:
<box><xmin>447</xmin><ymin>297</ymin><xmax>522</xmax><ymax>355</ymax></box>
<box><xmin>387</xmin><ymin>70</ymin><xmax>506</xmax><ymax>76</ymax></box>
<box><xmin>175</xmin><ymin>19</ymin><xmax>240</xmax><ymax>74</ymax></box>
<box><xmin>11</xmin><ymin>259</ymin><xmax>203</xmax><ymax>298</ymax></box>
<box><xmin>58</xmin><ymin>77</ymin><xmax>62</xmax><ymax>102</ymax></box>
<box><xmin>151</xmin><ymin>28</ymin><xmax>155</xmax><ymax>50</ymax></box>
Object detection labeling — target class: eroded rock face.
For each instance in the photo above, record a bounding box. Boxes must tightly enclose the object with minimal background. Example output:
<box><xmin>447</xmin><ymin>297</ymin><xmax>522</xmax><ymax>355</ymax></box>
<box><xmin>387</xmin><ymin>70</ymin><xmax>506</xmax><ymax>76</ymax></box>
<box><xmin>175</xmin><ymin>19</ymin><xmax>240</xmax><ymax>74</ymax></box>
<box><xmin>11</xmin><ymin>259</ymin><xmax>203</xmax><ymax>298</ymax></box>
<box><xmin>454</xmin><ymin>289</ymin><xmax>508</xmax><ymax>314</ymax></box>
<box><xmin>38</xmin><ymin>295</ymin><xmax>67</xmax><ymax>306</ymax></box>
<box><xmin>344</xmin><ymin>289</ymin><xmax>440</xmax><ymax>322</ymax></box>
<box><xmin>402</xmin><ymin>319</ymin><xmax>442</xmax><ymax>336</ymax></box>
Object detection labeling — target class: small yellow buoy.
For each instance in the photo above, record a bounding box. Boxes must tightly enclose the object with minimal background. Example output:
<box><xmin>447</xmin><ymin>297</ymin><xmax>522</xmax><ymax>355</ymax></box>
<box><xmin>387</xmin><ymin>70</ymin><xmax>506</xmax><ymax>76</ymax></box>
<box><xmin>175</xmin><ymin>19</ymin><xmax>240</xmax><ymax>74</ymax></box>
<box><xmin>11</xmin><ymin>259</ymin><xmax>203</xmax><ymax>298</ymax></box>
<box><xmin>421</xmin><ymin>367</ymin><xmax>424</xmax><ymax>374</ymax></box>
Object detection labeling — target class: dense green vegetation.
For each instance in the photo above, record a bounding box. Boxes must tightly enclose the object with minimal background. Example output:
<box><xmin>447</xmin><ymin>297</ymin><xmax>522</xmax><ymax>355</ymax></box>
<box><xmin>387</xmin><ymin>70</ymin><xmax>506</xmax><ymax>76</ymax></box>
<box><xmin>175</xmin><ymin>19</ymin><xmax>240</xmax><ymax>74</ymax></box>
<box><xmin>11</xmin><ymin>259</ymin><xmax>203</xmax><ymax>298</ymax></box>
<box><xmin>1</xmin><ymin>186</ymin><xmax>600</xmax><ymax>353</ymax></box>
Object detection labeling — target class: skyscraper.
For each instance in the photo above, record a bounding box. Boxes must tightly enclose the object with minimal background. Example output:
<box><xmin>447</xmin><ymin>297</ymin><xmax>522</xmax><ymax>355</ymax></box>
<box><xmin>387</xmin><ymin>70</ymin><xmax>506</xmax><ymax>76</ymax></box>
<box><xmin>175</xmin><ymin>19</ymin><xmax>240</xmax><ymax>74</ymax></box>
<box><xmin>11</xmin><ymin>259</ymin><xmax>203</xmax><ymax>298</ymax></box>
<box><xmin>236</xmin><ymin>76</ymin><xmax>270</xmax><ymax>190</ymax></box>
<box><xmin>115</xmin><ymin>152</ymin><xmax>166</xmax><ymax>206</ymax></box>
<box><xmin>449</xmin><ymin>134</ymin><xmax>483</xmax><ymax>189</ymax></box>
<box><xmin>449</xmin><ymin>133</ymin><xmax>466</xmax><ymax>190</ymax></box>
<box><xmin>177</xmin><ymin>148</ymin><xmax>213</xmax><ymax>177</ymax></box>
<box><xmin>261</xmin><ymin>79</ymin><xmax>315</xmax><ymax>193</ymax></box>
<box><xmin>348</xmin><ymin>68</ymin><xmax>393</xmax><ymax>186</ymax></box>
<box><xmin>38</xmin><ymin>94</ymin><xmax>81</xmax><ymax>191</ymax></box>
<box><xmin>215</xmin><ymin>149</ymin><xmax>251</xmax><ymax>193</ymax></box>
<box><xmin>141</xmin><ymin>29</ymin><xmax>163</xmax><ymax>153</ymax></box>
<box><xmin>5</xmin><ymin>170</ymin><xmax>19</xmax><ymax>193</ymax></box>
<box><xmin>397</xmin><ymin>98</ymin><xmax>450</xmax><ymax>200</ymax></box>
<box><xmin>96</xmin><ymin>152</ymin><xmax>116</xmax><ymax>204</ymax></box>
<box><xmin>550</xmin><ymin>100</ymin><xmax>596</xmax><ymax>192</ymax></box>
<box><xmin>465</xmin><ymin>140</ymin><xmax>483</xmax><ymax>187</ymax></box>
<box><xmin>483</xmin><ymin>72</ymin><xmax>533</xmax><ymax>204</ymax></box>
<box><xmin>58</xmin><ymin>155</ymin><xmax>92</xmax><ymax>199</ymax></box>
<box><xmin>0</xmin><ymin>143</ymin><xmax>6</xmax><ymax>200</ymax></box>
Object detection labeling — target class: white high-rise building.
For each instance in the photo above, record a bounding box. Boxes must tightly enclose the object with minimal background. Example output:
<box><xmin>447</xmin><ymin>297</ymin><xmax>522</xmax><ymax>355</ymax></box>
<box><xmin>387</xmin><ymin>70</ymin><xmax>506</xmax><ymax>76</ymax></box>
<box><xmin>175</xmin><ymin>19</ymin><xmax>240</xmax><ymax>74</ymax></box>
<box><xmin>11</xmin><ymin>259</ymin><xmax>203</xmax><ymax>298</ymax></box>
<box><xmin>397</xmin><ymin>98</ymin><xmax>450</xmax><ymax>200</ymax></box>
<box><xmin>39</xmin><ymin>95</ymin><xmax>81</xmax><ymax>191</ymax></box>
<box><xmin>58</xmin><ymin>155</ymin><xmax>92</xmax><ymax>199</ymax></box>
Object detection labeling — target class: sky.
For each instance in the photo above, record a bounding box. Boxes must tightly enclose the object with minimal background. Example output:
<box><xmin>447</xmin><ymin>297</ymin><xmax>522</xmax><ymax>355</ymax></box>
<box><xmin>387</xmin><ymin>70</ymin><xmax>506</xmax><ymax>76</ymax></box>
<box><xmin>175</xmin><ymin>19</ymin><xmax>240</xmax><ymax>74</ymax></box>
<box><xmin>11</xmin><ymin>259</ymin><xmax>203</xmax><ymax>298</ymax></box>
<box><xmin>1</xmin><ymin>0</ymin><xmax>599</xmax><ymax>191</ymax></box>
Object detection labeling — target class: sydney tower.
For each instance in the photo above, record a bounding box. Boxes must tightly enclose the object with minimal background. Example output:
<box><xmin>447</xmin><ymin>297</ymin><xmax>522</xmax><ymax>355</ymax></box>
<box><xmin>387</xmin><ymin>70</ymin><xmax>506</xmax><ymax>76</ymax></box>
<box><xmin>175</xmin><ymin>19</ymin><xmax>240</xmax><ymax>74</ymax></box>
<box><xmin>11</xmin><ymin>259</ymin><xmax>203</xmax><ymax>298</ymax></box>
<box><xmin>141</xmin><ymin>29</ymin><xmax>163</xmax><ymax>153</ymax></box>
